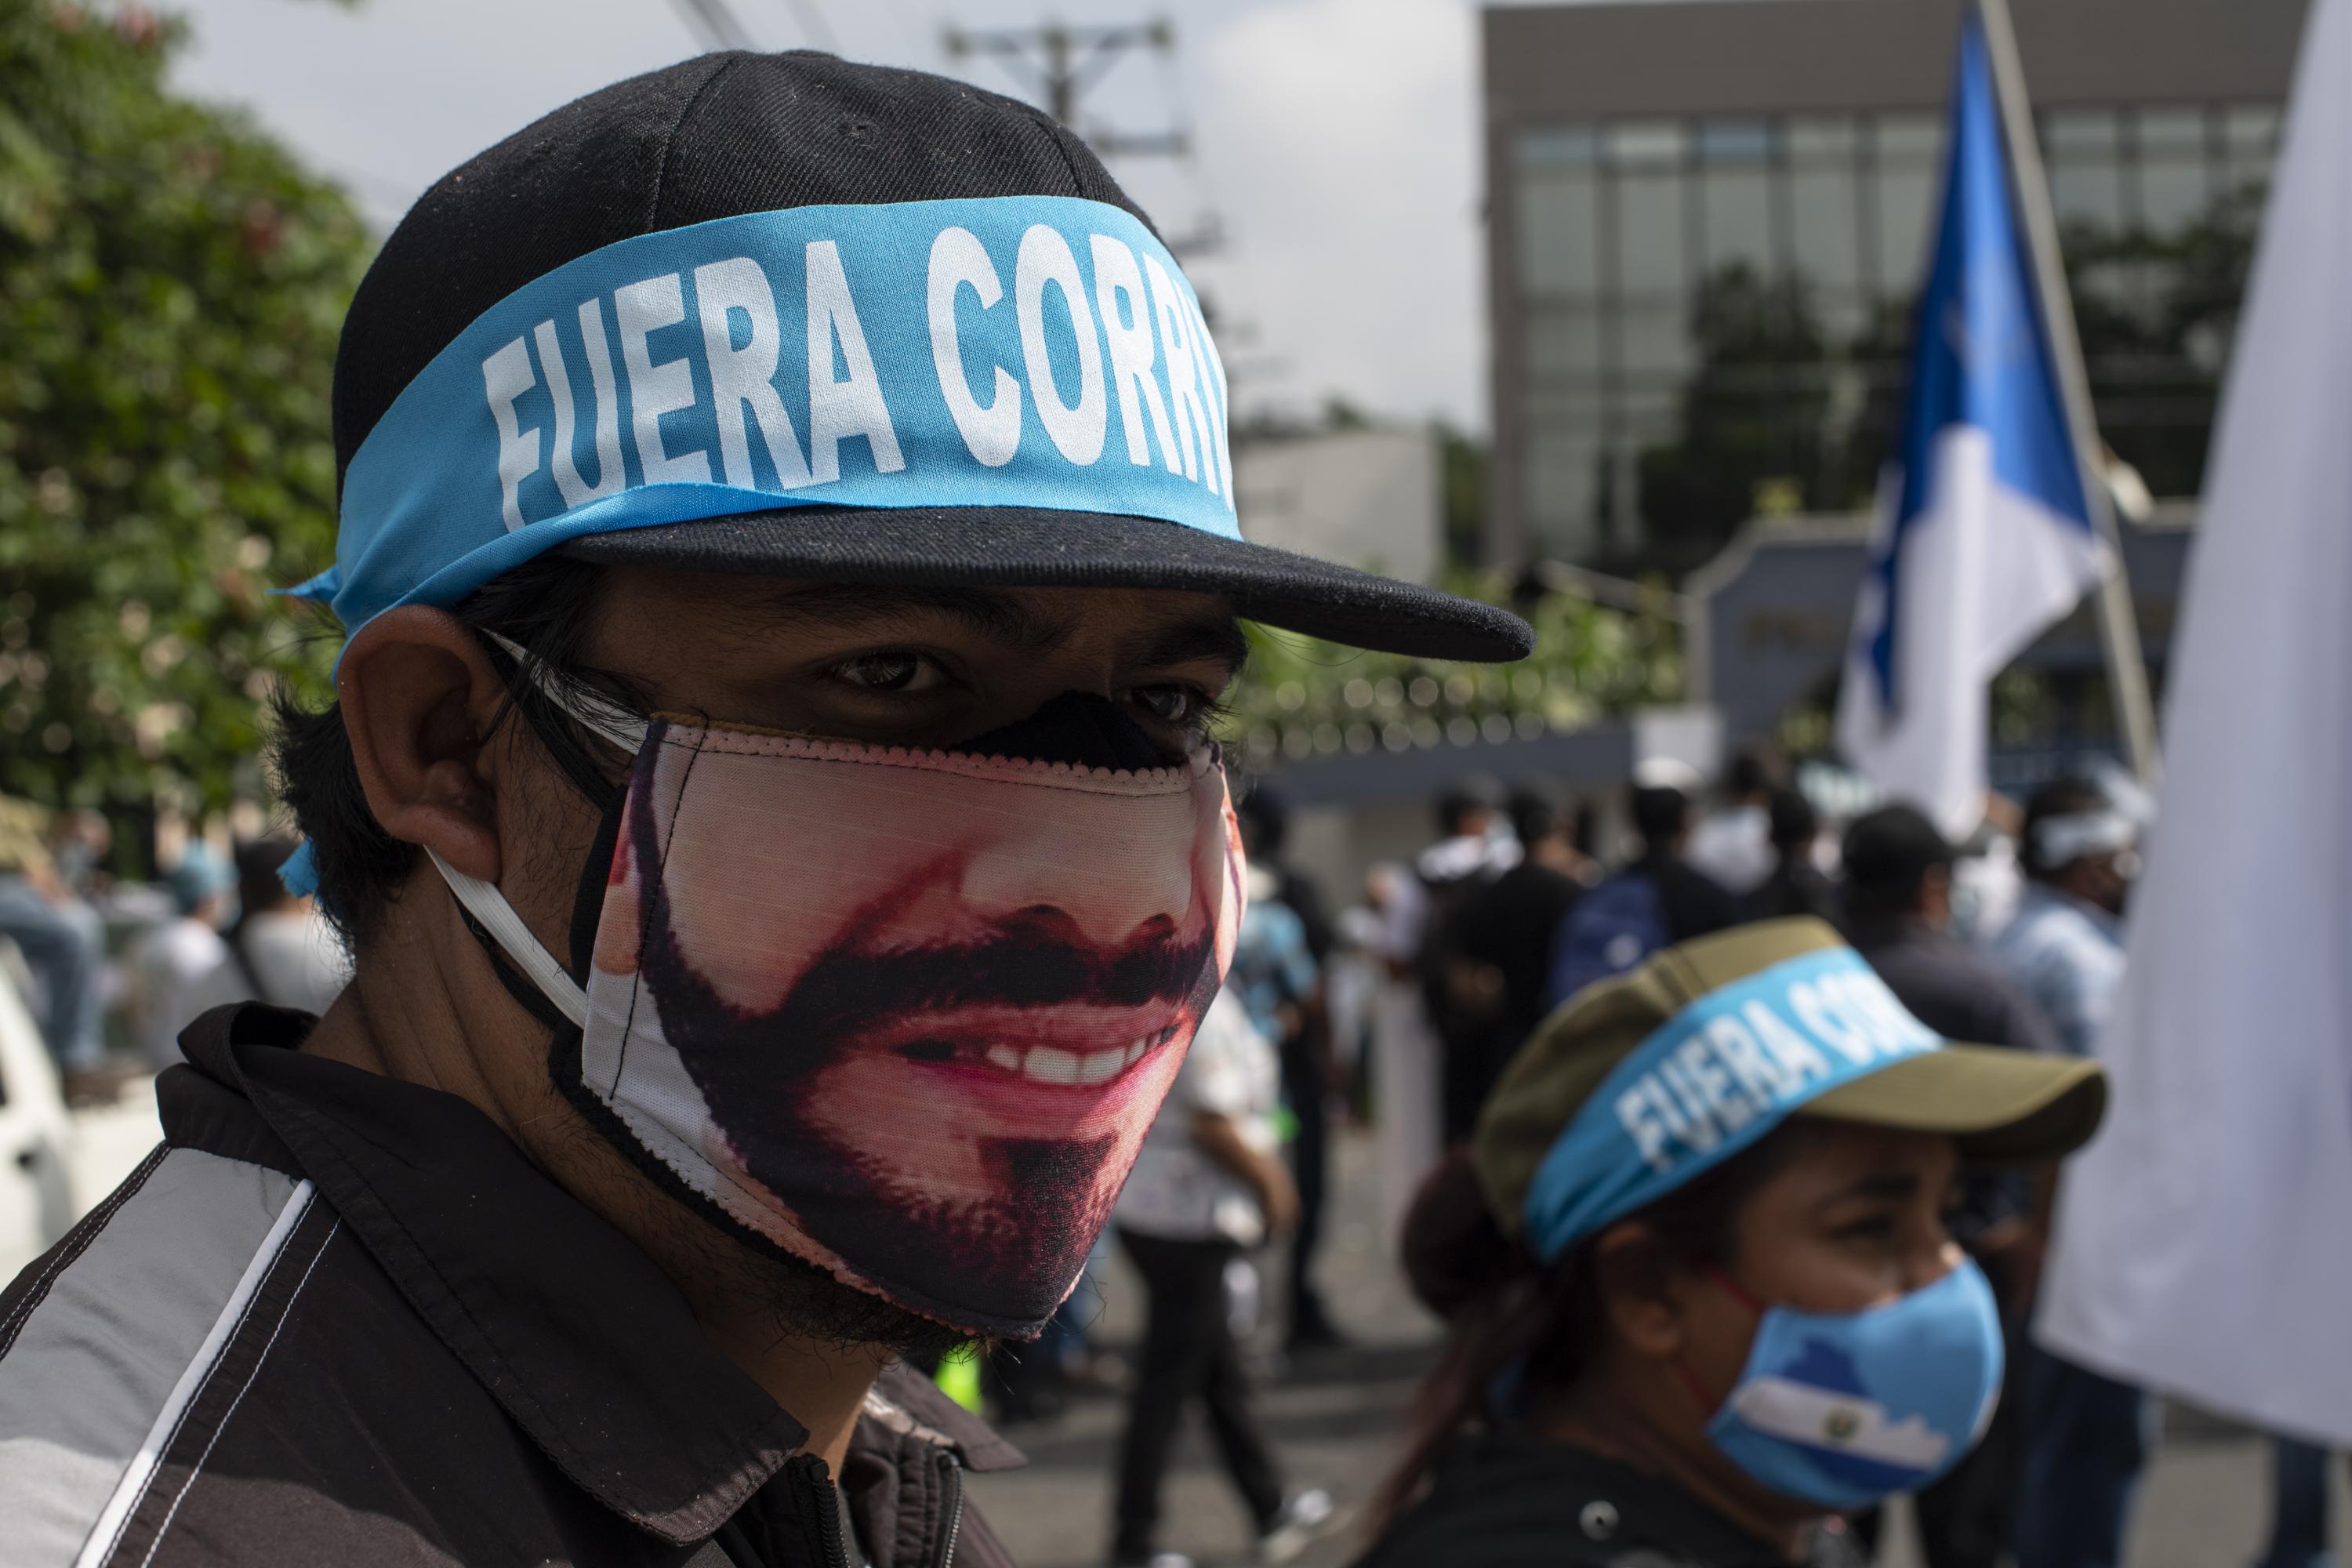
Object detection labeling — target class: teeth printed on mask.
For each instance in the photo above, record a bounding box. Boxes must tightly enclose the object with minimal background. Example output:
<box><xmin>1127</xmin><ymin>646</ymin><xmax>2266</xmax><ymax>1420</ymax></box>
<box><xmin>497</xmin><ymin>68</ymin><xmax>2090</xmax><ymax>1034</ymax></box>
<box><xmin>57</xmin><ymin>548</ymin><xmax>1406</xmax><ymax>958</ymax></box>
<box><xmin>969</xmin><ymin>1039</ymin><xmax>1156</xmax><ymax>1085</ymax></box>
<box><xmin>1025</xmin><ymin>1047</ymin><xmax>1080</xmax><ymax>1086</ymax></box>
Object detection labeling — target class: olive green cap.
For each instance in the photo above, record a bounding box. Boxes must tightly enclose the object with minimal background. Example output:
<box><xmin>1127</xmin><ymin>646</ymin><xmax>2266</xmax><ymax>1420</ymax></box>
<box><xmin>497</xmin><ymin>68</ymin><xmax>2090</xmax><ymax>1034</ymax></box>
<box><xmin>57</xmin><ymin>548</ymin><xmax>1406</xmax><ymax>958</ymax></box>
<box><xmin>1472</xmin><ymin>916</ymin><xmax>2107</xmax><ymax>1243</ymax></box>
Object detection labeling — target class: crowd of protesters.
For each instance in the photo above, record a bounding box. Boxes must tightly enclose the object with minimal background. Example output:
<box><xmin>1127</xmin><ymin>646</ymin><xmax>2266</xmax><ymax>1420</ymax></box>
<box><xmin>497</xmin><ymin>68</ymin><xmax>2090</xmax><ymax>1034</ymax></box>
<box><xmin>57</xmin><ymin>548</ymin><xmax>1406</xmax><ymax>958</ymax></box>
<box><xmin>0</xmin><ymin>797</ymin><xmax>347</xmax><ymax>1103</ymax></box>
<box><xmin>1335</xmin><ymin>750</ymin><xmax>2335</xmax><ymax>1568</ymax></box>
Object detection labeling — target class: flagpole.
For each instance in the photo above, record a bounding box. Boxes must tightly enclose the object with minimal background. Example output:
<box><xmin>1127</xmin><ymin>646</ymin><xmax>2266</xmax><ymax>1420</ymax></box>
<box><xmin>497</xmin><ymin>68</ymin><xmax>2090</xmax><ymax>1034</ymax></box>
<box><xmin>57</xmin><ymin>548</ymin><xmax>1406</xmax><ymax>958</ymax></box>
<box><xmin>1973</xmin><ymin>0</ymin><xmax>2160</xmax><ymax>783</ymax></box>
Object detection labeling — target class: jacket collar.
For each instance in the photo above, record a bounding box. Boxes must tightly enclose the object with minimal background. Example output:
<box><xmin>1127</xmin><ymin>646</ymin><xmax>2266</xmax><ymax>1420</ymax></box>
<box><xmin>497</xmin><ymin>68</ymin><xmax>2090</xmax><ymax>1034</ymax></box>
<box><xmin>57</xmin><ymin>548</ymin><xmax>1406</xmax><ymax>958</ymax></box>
<box><xmin>176</xmin><ymin>1004</ymin><xmax>814</xmax><ymax>1544</ymax></box>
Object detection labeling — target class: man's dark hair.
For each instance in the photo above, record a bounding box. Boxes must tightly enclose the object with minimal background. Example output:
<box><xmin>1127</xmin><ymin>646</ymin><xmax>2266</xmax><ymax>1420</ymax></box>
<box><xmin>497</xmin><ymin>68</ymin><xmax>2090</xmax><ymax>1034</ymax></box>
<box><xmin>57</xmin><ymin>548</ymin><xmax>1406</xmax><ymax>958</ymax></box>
<box><xmin>1507</xmin><ymin>786</ymin><xmax>1560</xmax><ymax>849</ymax></box>
<box><xmin>1236</xmin><ymin>783</ymin><xmax>1290</xmax><ymax>860</ymax></box>
<box><xmin>269</xmin><ymin>553</ymin><xmax>640</xmax><ymax>948</ymax></box>
<box><xmin>1630</xmin><ymin>784</ymin><xmax>1690</xmax><ymax>851</ymax></box>
<box><xmin>1766</xmin><ymin>786</ymin><xmax>1817</xmax><ymax>855</ymax></box>
<box><xmin>2020</xmin><ymin>776</ymin><xmax>2112</xmax><ymax>880</ymax></box>
<box><xmin>1725</xmin><ymin>747</ymin><xmax>1782</xmax><ymax>801</ymax></box>
<box><xmin>1843</xmin><ymin>804</ymin><xmax>1955</xmax><ymax>920</ymax></box>
<box><xmin>1436</xmin><ymin>775</ymin><xmax>1507</xmax><ymax>838</ymax></box>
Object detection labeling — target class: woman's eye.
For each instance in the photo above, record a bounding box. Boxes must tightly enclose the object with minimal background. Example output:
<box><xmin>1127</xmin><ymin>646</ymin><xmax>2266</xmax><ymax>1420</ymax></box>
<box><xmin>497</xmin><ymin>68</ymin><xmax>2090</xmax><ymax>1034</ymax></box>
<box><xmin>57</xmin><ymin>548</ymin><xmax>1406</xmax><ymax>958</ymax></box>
<box><xmin>837</xmin><ymin>652</ymin><xmax>945</xmax><ymax>695</ymax></box>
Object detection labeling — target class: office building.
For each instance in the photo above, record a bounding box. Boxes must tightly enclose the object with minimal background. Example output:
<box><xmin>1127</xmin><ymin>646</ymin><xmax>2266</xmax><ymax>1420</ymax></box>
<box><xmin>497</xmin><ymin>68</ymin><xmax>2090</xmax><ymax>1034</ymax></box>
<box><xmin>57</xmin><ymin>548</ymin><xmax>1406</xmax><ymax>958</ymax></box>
<box><xmin>1486</xmin><ymin>0</ymin><xmax>2309</xmax><ymax>575</ymax></box>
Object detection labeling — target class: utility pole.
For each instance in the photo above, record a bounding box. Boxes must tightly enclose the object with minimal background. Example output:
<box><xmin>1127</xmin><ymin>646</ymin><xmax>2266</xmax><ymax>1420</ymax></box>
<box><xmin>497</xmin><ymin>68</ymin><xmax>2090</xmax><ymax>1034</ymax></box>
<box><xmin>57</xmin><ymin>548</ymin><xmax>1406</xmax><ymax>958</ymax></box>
<box><xmin>943</xmin><ymin>19</ymin><xmax>1188</xmax><ymax>156</ymax></box>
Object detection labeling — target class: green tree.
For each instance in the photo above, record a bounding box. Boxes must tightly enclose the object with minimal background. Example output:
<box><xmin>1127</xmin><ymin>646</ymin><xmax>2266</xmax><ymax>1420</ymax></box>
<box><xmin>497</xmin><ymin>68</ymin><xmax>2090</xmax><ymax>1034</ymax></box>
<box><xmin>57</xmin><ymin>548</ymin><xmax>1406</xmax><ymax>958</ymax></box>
<box><xmin>1222</xmin><ymin>568</ymin><xmax>1683</xmax><ymax>772</ymax></box>
<box><xmin>0</xmin><ymin>1</ymin><xmax>369</xmax><ymax>831</ymax></box>
<box><xmin>1635</xmin><ymin>263</ymin><xmax>1835</xmax><ymax>574</ymax></box>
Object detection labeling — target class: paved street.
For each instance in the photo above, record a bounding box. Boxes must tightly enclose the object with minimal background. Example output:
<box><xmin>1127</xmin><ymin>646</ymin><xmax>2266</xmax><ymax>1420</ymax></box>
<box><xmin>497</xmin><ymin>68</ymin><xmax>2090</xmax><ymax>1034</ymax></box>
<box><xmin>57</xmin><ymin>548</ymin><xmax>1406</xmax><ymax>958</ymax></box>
<box><xmin>58</xmin><ymin>1098</ymin><xmax>2349</xmax><ymax>1568</ymax></box>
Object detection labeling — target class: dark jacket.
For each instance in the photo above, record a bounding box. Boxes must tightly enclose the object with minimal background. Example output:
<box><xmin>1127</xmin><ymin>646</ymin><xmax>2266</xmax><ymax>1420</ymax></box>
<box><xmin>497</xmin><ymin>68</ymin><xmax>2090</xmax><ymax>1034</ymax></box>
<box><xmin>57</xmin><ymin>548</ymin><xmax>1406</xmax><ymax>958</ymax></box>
<box><xmin>1358</xmin><ymin>1435</ymin><xmax>1867</xmax><ymax>1568</ymax></box>
<box><xmin>0</xmin><ymin>1004</ymin><xmax>1021</xmax><ymax>1567</ymax></box>
<box><xmin>1745</xmin><ymin>860</ymin><xmax>1842</xmax><ymax>927</ymax></box>
<box><xmin>1846</xmin><ymin>916</ymin><xmax>2063</xmax><ymax>1056</ymax></box>
<box><xmin>1432</xmin><ymin>862</ymin><xmax>1584</xmax><ymax>1138</ymax></box>
<box><xmin>1645</xmin><ymin>851</ymin><xmax>1745</xmax><ymax>945</ymax></box>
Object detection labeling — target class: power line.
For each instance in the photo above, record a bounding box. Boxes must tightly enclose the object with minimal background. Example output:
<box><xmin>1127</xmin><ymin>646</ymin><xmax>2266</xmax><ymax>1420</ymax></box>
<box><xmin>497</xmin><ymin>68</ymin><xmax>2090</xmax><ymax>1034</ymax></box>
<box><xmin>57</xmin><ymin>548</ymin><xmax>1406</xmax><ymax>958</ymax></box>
<box><xmin>666</xmin><ymin>0</ymin><xmax>756</xmax><ymax>52</ymax></box>
<box><xmin>941</xmin><ymin>17</ymin><xmax>1182</xmax><ymax>154</ymax></box>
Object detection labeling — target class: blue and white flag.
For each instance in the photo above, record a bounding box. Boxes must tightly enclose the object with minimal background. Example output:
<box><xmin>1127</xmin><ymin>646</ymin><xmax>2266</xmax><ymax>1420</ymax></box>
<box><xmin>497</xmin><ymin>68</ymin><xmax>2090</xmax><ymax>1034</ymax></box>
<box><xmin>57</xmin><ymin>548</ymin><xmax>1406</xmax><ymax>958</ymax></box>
<box><xmin>1835</xmin><ymin>13</ymin><xmax>2105</xmax><ymax>837</ymax></box>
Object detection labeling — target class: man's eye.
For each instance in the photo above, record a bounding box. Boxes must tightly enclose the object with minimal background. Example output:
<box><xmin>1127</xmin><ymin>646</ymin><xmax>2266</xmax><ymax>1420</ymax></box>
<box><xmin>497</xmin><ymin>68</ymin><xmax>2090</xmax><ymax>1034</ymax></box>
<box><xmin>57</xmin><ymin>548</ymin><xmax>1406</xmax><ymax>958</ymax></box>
<box><xmin>1128</xmin><ymin>684</ymin><xmax>1197</xmax><ymax>724</ymax></box>
<box><xmin>837</xmin><ymin>652</ymin><xmax>946</xmax><ymax>694</ymax></box>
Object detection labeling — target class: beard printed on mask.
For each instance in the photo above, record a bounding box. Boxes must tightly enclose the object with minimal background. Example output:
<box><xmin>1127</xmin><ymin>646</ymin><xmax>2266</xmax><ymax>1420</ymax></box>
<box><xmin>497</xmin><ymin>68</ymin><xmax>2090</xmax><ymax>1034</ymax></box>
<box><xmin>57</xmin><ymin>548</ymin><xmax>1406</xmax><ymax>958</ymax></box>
<box><xmin>572</xmin><ymin>705</ymin><xmax>1243</xmax><ymax>1338</ymax></box>
<box><xmin>635</xmin><ymin>862</ymin><xmax>1225</xmax><ymax>1314</ymax></box>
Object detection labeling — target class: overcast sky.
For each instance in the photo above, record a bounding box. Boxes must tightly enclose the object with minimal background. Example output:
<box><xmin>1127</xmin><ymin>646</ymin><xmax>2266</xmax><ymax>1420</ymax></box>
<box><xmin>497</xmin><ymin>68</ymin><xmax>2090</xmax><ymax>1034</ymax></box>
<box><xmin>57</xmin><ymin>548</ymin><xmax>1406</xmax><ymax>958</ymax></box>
<box><xmin>170</xmin><ymin>0</ymin><xmax>1519</xmax><ymax>431</ymax></box>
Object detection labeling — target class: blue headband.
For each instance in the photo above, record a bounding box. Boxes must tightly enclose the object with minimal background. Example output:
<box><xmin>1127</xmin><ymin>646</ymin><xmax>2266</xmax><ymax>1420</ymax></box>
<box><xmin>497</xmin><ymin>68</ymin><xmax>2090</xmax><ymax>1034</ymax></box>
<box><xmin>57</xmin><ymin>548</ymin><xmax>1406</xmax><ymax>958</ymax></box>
<box><xmin>292</xmin><ymin>195</ymin><xmax>1236</xmax><ymax>641</ymax></box>
<box><xmin>1522</xmin><ymin>947</ymin><xmax>1945</xmax><ymax>1262</ymax></box>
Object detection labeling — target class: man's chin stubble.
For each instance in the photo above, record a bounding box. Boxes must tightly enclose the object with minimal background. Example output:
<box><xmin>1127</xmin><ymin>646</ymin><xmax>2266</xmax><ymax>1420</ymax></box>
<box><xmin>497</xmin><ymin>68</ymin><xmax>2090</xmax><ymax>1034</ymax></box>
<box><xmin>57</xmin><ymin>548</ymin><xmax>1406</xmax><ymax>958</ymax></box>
<box><xmin>680</xmin><ymin>1212</ymin><xmax>979</xmax><ymax>1363</ymax></box>
<box><xmin>564</xmin><ymin>1115</ymin><xmax>979</xmax><ymax>1364</ymax></box>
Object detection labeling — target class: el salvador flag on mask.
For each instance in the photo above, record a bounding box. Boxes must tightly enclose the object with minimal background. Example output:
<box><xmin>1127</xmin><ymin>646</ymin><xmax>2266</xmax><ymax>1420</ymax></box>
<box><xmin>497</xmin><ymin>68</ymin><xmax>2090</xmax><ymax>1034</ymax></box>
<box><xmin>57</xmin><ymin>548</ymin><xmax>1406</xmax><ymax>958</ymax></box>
<box><xmin>1835</xmin><ymin>12</ymin><xmax>2106</xmax><ymax>837</ymax></box>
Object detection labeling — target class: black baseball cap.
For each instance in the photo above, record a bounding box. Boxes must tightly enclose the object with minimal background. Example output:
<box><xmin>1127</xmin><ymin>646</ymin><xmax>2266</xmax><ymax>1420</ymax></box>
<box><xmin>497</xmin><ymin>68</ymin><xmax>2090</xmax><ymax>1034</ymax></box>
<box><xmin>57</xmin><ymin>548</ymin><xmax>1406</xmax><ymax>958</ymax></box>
<box><xmin>328</xmin><ymin>51</ymin><xmax>1532</xmax><ymax>662</ymax></box>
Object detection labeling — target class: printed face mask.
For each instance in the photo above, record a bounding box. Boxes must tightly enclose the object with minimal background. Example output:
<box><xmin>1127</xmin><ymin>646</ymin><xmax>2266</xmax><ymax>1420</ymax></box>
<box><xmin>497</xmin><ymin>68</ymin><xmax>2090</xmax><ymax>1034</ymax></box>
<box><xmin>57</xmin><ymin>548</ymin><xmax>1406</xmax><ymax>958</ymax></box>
<box><xmin>432</xmin><ymin>664</ymin><xmax>1243</xmax><ymax>1339</ymax></box>
<box><xmin>1697</xmin><ymin>1258</ymin><xmax>2005</xmax><ymax>1510</ymax></box>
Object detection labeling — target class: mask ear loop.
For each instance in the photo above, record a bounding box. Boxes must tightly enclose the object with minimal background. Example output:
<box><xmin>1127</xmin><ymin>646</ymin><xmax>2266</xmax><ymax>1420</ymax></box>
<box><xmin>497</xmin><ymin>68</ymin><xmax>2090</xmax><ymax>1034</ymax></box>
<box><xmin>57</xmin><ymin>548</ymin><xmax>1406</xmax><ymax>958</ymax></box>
<box><xmin>1675</xmin><ymin>1260</ymin><xmax>1769</xmax><ymax>1417</ymax></box>
<box><xmin>422</xmin><ymin>631</ymin><xmax>650</xmax><ymax>1031</ymax></box>
<box><xmin>429</xmin><ymin>848</ymin><xmax>589</xmax><ymax>1029</ymax></box>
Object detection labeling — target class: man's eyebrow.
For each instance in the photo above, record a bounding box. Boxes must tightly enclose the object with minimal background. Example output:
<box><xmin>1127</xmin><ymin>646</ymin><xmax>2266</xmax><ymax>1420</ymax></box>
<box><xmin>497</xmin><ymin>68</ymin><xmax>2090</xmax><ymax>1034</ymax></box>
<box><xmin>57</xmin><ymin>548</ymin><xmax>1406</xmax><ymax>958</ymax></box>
<box><xmin>722</xmin><ymin>582</ymin><xmax>1072</xmax><ymax>655</ymax></box>
<box><xmin>1126</xmin><ymin>615</ymin><xmax>1252</xmax><ymax>677</ymax></box>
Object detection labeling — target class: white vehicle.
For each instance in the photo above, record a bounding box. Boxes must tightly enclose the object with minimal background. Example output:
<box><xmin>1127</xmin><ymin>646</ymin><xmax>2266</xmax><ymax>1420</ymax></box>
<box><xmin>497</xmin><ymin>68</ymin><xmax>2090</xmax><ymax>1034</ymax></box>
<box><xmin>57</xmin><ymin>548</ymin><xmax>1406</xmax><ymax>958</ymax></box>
<box><xmin>0</xmin><ymin>947</ymin><xmax>75</xmax><ymax>1276</ymax></box>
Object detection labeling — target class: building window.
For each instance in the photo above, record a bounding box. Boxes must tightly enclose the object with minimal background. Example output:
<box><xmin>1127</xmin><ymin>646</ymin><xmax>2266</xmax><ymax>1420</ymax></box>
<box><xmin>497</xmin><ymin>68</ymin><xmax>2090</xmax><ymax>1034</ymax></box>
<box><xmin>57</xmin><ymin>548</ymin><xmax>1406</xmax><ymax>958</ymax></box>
<box><xmin>1699</xmin><ymin>118</ymin><xmax>1777</xmax><ymax>281</ymax></box>
<box><xmin>1519</xmin><ymin>165</ymin><xmax>1601</xmax><ymax>294</ymax></box>
<box><xmin>1613</xmin><ymin>169</ymin><xmax>1687</xmax><ymax>294</ymax></box>
<box><xmin>1502</xmin><ymin>89</ymin><xmax>2274</xmax><ymax>569</ymax></box>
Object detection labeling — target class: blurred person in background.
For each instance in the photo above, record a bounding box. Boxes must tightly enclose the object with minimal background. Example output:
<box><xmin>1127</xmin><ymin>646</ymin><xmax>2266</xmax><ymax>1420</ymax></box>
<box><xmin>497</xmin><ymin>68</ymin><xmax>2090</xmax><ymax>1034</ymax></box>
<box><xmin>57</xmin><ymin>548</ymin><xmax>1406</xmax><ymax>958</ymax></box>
<box><xmin>224</xmin><ymin>834</ymin><xmax>350</xmax><ymax>1014</ymax></box>
<box><xmin>1991</xmin><ymin>777</ymin><xmax>2144</xmax><ymax>1568</ymax></box>
<box><xmin>46</xmin><ymin>808</ymin><xmax>114</xmax><ymax>898</ymax></box>
<box><xmin>127</xmin><ymin>842</ymin><xmax>245</xmax><ymax>1070</ymax></box>
<box><xmin>1686</xmin><ymin>748</ymin><xmax>1784</xmax><ymax>899</ymax></box>
<box><xmin>1359</xmin><ymin>919</ymin><xmax>2107</xmax><ymax>1568</ymax></box>
<box><xmin>1109</xmin><ymin>989</ymin><xmax>1330</xmax><ymax>1568</ymax></box>
<box><xmin>0</xmin><ymin>795</ymin><xmax>110</xmax><ymax>1095</ymax></box>
<box><xmin>1232</xmin><ymin>788</ymin><xmax>1345</xmax><ymax>1352</ymax></box>
<box><xmin>1993</xmin><ymin>783</ymin><xmax>2333</xmax><ymax>1568</ymax></box>
<box><xmin>1546</xmin><ymin>782</ymin><xmax>1740</xmax><ymax>1011</ymax></box>
<box><xmin>1841</xmin><ymin>804</ymin><xmax>2065</xmax><ymax>1568</ymax></box>
<box><xmin>1372</xmin><ymin>779</ymin><xmax>1516</xmax><ymax>1250</ymax></box>
<box><xmin>1744</xmin><ymin>787</ymin><xmax>1840</xmax><ymax>927</ymax></box>
<box><xmin>1431</xmin><ymin>783</ymin><xmax>1591</xmax><ymax>1144</ymax></box>
<box><xmin>1987</xmin><ymin>779</ymin><xmax>2133</xmax><ymax>1061</ymax></box>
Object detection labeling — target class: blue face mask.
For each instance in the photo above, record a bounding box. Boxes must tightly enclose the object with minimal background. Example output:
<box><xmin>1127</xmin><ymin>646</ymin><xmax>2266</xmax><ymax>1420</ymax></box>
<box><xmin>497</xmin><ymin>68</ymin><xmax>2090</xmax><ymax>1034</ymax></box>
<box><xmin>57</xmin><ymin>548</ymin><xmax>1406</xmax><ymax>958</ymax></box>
<box><xmin>1698</xmin><ymin>1258</ymin><xmax>2005</xmax><ymax>1510</ymax></box>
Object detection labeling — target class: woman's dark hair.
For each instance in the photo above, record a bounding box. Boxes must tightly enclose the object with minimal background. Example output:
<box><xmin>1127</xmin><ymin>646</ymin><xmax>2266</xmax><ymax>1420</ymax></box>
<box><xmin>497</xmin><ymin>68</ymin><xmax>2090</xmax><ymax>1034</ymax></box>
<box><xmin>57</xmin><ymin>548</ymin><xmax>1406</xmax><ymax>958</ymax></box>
<box><xmin>268</xmin><ymin>552</ymin><xmax>645</xmax><ymax>949</ymax></box>
<box><xmin>1376</xmin><ymin>1132</ymin><xmax>1799</xmax><ymax>1531</ymax></box>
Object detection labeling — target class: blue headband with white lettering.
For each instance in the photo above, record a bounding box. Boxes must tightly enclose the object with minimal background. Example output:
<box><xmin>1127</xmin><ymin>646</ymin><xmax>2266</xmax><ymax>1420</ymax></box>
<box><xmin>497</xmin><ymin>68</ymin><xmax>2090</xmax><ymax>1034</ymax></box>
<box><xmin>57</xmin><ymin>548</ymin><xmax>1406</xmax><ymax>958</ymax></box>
<box><xmin>1521</xmin><ymin>946</ymin><xmax>1945</xmax><ymax>1262</ymax></box>
<box><xmin>292</xmin><ymin>196</ymin><xmax>1235</xmax><ymax>641</ymax></box>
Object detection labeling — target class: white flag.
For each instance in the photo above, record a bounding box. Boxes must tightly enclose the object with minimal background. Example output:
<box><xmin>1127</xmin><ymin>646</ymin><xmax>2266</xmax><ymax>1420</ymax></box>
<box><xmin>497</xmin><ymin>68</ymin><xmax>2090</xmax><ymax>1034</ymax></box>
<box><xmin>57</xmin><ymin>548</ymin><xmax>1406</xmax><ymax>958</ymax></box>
<box><xmin>2034</xmin><ymin>0</ymin><xmax>2352</xmax><ymax>1447</ymax></box>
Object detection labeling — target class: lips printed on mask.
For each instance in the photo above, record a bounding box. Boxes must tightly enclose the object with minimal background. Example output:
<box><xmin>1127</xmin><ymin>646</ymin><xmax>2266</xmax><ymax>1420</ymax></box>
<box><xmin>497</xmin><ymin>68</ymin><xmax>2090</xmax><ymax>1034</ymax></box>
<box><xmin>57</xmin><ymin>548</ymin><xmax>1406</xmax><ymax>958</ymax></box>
<box><xmin>575</xmin><ymin>715</ymin><xmax>1243</xmax><ymax>1338</ymax></box>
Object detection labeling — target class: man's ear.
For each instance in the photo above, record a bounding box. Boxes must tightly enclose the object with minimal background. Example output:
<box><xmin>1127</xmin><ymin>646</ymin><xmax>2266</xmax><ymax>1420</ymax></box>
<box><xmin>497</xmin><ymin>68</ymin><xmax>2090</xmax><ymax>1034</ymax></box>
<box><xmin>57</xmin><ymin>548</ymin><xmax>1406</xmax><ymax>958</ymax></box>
<box><xmin>339</xmin><ymin>607</ymin><xmax>514</xmax><ymax>885</ymax></box>
<box><xmin>1590</xmin><ymin>1221</ymin><xmax>1693</xmax><ymax>1363</ymax></box>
